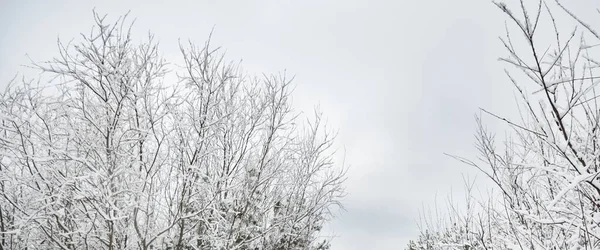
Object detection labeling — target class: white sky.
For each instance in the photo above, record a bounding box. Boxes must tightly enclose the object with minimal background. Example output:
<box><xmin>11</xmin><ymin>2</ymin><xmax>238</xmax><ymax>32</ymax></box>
<box><xmin>0</xmin><ymin>0</ymin><xmax>595</xmax><ymax>249</ymax></box>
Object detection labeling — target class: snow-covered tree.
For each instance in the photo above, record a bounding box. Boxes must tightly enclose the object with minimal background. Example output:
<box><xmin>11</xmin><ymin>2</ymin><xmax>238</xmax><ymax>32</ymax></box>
<box><xmin>0</xmin><ymin>11</ymin><xmax>345</xmax><ymax>250</ymax></box>
<box><xmin>410</xmin><ymin>1</ymin><xmax>600</xmax><ymax>249</ymax></box>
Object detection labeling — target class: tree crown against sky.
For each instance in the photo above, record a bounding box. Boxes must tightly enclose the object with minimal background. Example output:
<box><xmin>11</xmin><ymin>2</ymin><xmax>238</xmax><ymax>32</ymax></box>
<box><xmin>409</xmin><ymin>1</ymin><xmax>600</xmax><ymax>249</ymax></box>
<box><xmin>0</xmin><ymin>10</ymin><xmax>346</xmax><ymax>250</ymax></box>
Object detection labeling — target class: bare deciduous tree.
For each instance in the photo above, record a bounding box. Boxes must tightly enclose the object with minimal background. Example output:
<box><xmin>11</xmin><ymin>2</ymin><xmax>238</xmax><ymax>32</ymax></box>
<box><xmin>0</xmin><ymin>11</ymin><xmax>346</xmax><ymax>250</ymax></box>
<box><xmin>409</xmin><ymin>1</ymin><xmax>600</xmax><ymax>249</ymax></box>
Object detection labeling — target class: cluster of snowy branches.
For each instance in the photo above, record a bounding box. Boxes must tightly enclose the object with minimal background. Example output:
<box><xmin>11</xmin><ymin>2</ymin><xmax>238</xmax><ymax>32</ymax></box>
<box><xmin>0</xmin><ymin>11</ymin><xmax>345</xmax><ymax>250</ymax></box>
<box><xmin>409</xmin><ymin>1</ymin><xmax>600</xmax><ymax>249</ymax></box>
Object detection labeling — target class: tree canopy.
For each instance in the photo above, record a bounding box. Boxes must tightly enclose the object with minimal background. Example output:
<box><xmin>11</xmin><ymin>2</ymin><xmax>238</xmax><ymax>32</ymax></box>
<box><xmin>0</xmin><ymin>11</ymin><xmax>346</xmax><ymax>250</ymax></box>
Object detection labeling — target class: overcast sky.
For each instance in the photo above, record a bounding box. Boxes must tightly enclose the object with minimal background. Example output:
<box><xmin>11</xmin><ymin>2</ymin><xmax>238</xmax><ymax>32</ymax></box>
<box><xmin>0</xmin><ymin>0</ymin><xmax>595</xmax><ymax>249</ymax></box>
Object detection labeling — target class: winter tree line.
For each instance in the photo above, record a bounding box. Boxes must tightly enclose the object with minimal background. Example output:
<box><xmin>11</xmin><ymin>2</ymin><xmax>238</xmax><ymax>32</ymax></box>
<box><xmin>408</xmin><ymin>1</ymin><xmax>600</xmax><ymax>249</ymax></box>
<box><xmin>0</xmin><ymin>11</ymin><xmax>346</xmax><ymax>250</ymax></box>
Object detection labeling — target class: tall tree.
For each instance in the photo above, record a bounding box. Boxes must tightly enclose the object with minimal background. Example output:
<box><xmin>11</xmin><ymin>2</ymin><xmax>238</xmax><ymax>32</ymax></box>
<box><xmin>410</xmin><ymin>1</ymin><xmax>600</xmax><ymax>249</ymax></box>
<box><xmin>0</xmin><ymin>11</ymin><xmax>346</xmax><ymax>250</ymax></box>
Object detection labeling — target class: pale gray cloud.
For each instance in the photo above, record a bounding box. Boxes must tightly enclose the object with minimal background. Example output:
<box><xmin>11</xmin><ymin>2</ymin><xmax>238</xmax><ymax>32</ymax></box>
<box><xmin>3</xmin><ymin>0</ymin><xmax>591</xmax><ymax>249</ymax></box>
